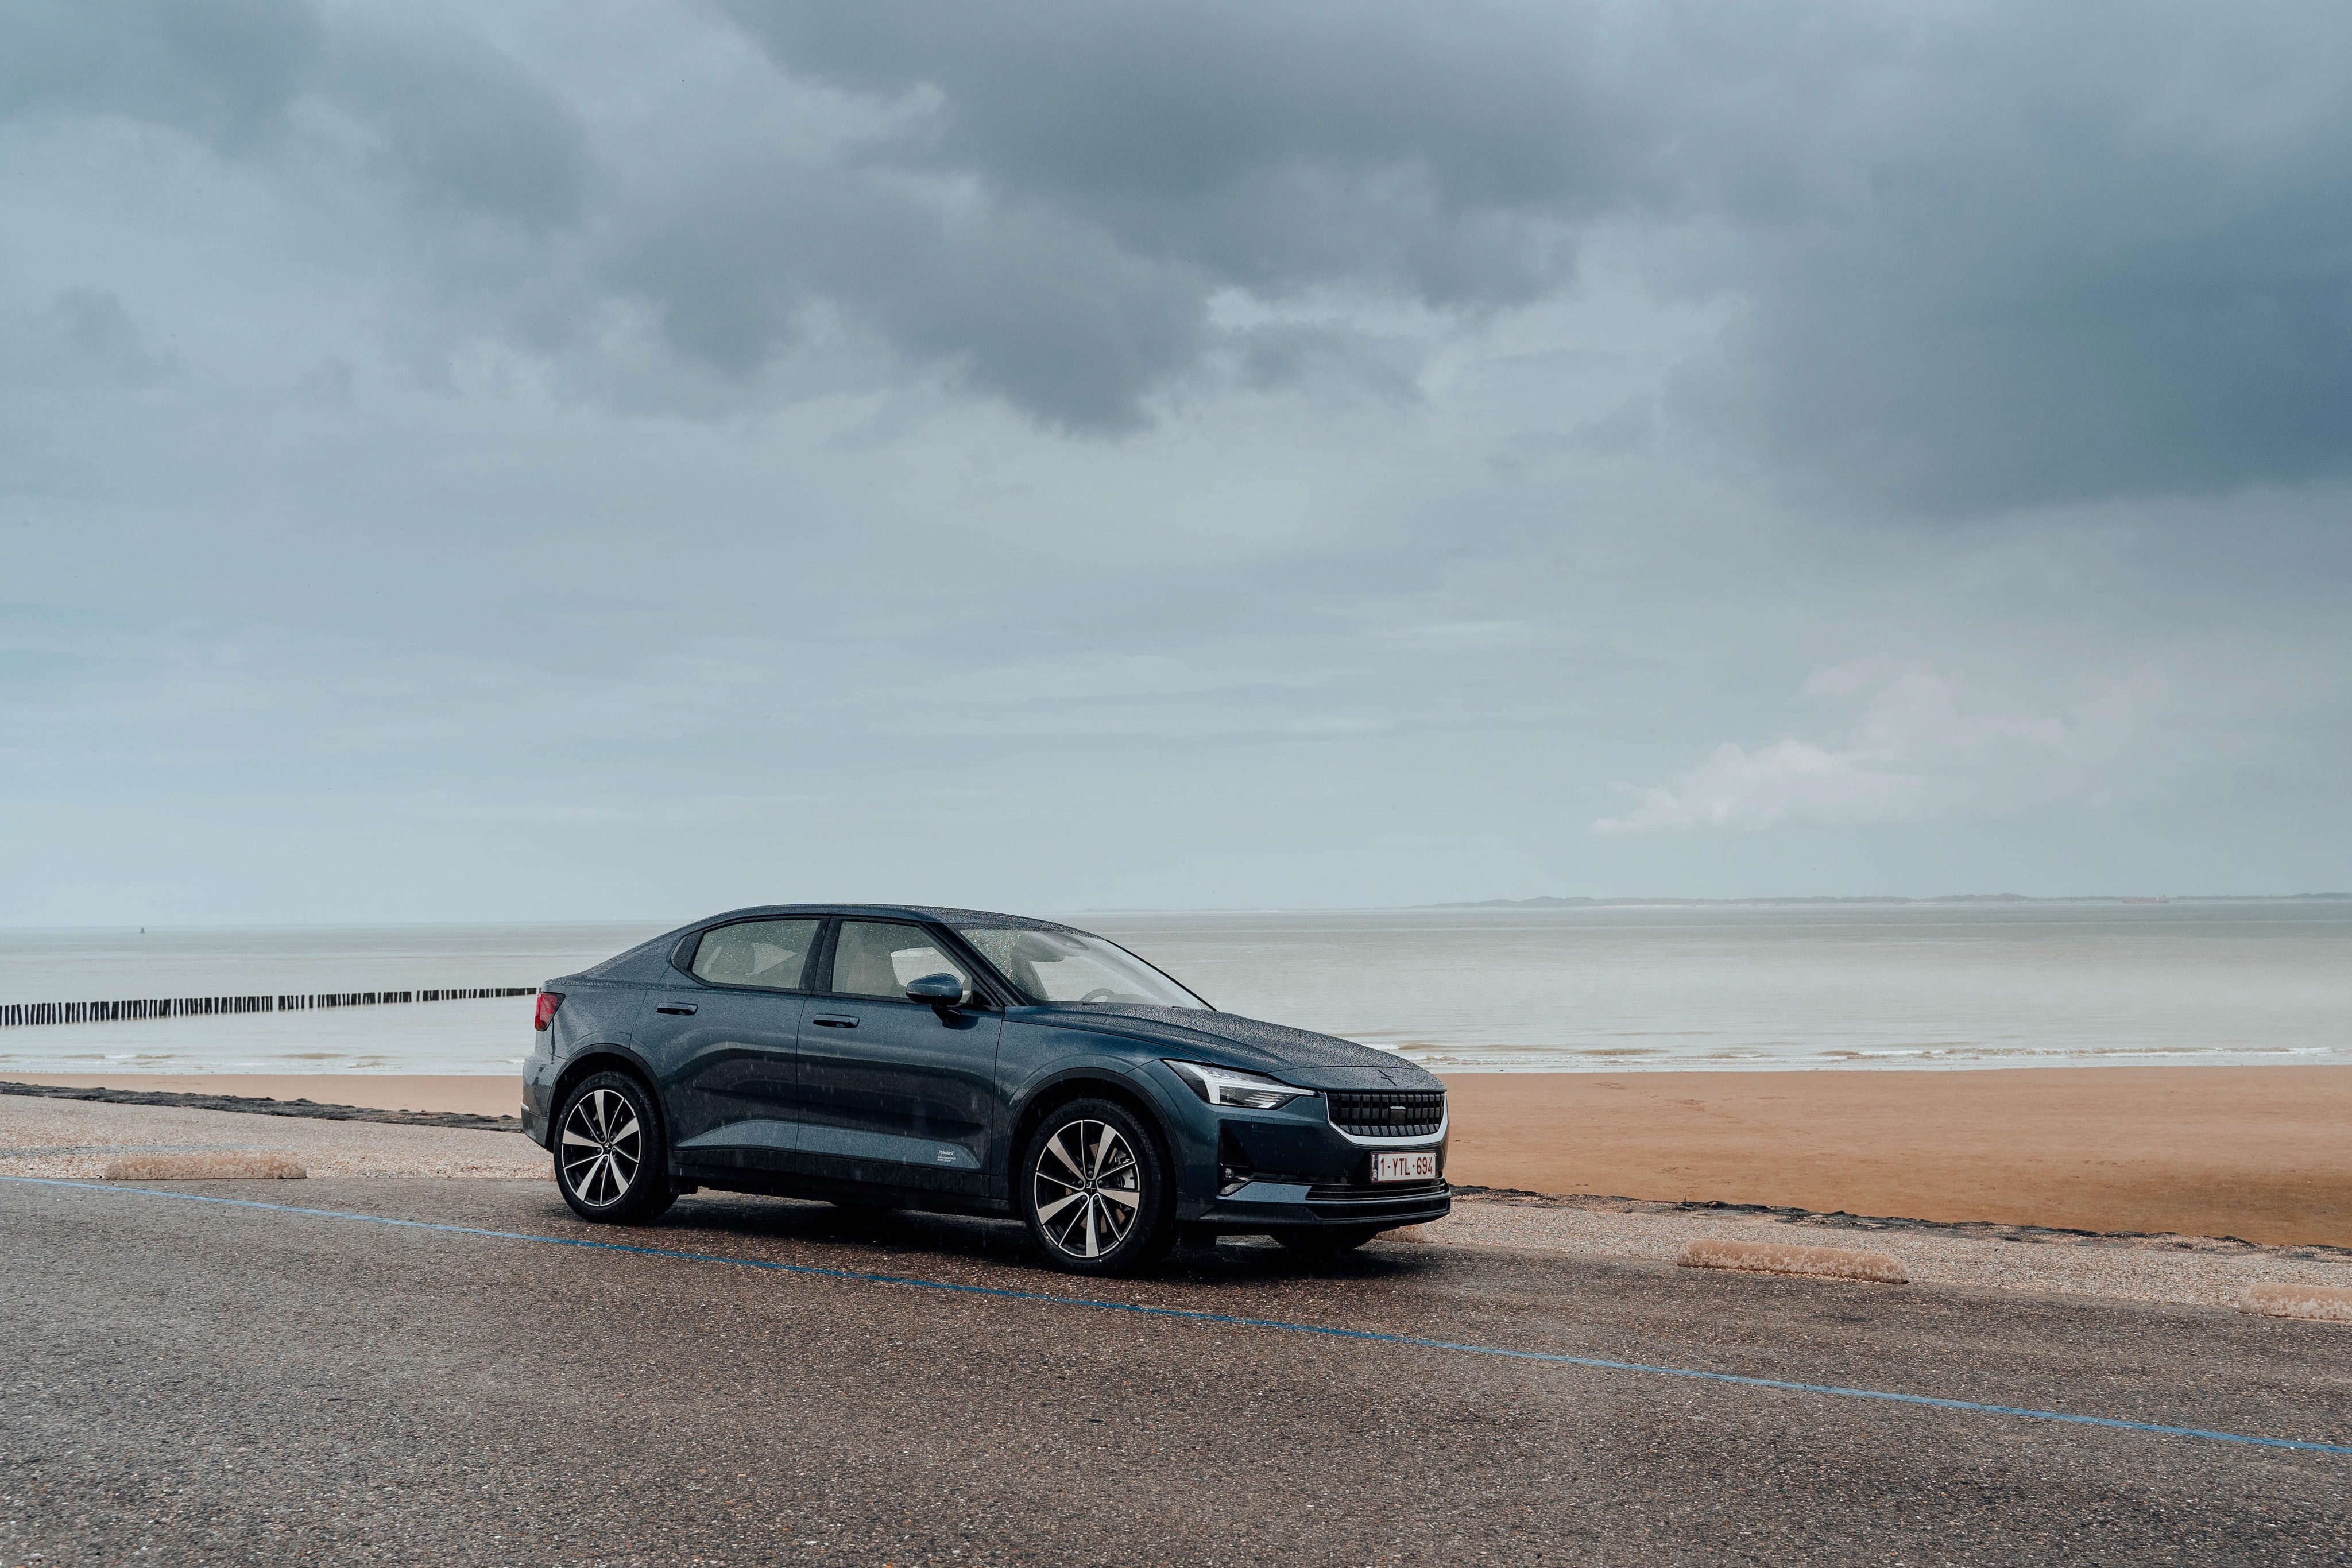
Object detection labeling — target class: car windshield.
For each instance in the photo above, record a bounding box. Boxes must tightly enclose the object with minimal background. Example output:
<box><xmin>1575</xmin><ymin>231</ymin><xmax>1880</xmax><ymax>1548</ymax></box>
<box><xmin>953</xmin><ymin>926</ymin><xmax>1210</xmax><ymax>1010</ymax></box>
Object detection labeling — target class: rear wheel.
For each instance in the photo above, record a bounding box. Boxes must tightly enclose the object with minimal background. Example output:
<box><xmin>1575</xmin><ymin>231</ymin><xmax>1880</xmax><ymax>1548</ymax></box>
<box><xmin>1020</xmin><ymin>1099</ymin><xmax>1175</xmax><ymax>1275</ymax></box>
<box><xmin>555</xmin><ymin>1071</ymin><xmax>676</xmax><ymax>1224</ymax></box>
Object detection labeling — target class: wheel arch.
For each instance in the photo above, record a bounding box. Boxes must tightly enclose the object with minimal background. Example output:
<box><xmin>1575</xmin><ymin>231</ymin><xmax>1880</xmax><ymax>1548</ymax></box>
<box><xmin>1005</xmin><ymin>1066</ymin><xmax>1178</xmax><ymax>1199</ymax></box>
<box><xmin>550</xmin><ymin>1046</ymin><xmax>668</xmax><ymax>1141</ymax></box>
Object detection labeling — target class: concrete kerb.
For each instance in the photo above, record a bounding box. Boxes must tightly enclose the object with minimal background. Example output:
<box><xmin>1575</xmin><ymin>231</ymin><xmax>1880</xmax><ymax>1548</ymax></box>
<box><xmin>103</xmin><ymin>1153</ymin><xmax>307</xmax><ymax>1181</ymax></box>
<box><xmin>2240</xmin><ymin>1281</ymin><xmax>2352</xmax><ymax>1323</ymax></box>
<box><xmin>1678</xmin><ymin>1237</ymin><xmax>1909</xmax><ymax>1284</ymax></box>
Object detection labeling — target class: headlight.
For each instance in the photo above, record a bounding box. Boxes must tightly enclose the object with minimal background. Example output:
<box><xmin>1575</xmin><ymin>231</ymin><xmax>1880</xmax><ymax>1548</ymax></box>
<box><xmin>1166</xmin><ymin>1060</ymin><xmax>1314</xmax><ymax>1110</ymax></box>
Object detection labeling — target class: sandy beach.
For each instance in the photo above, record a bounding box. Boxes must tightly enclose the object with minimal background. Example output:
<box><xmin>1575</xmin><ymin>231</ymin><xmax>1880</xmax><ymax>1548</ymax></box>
<box><xmin>11</xmin><ymin>1064</ymin><xmax>2351</xmax><ymax>1246</ymax></box>
<box><xmin>1442</xmin><ymin>1066</ymin><xmax>2352</xmax><ymax>1248</ymax></box>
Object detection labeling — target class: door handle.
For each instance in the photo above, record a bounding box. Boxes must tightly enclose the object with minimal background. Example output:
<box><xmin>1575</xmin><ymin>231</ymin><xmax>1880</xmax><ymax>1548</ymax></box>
<box><xmin>811</xmin><ymin>1013</ymin><xmax>860</xmax><ymax>1029</ymax></box>
<box><xmin>656</xmin><ymin>1004</ymin><xmax>698</xmax><ymax>1016</ymax></box>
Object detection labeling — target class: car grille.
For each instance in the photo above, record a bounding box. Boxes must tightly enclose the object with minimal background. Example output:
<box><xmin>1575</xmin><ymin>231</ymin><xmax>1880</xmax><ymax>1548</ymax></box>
<box><xmin>1306</xmin><ymin>1177</ymin><xmax>1446</xmax><ymax>1202</ymax></box>
<box><xmin>1326</xmin><ymin>1089</ymin><xmax>1445</xmax><ymax>1139</ymax></box>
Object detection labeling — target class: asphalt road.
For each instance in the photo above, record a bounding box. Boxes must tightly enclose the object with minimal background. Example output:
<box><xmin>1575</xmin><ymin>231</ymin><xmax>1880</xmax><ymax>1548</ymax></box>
<box><xmin>3</xmin><ymin>1178</ymin><xmax>2348</xmax><ymax>1566</ymax></box>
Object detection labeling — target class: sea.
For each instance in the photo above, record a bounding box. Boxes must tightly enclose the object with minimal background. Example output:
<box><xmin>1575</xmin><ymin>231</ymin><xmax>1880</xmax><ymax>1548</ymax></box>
<box><xmin>1</xmin><ymin>900</ymin><xmax>2346</xmax><ymax>1077</ymax></box>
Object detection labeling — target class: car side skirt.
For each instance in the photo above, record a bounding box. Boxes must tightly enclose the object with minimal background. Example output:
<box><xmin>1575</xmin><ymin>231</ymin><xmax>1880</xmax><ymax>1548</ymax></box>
<box><xmin>671</xmin><ymin>1162</ymin><xmax>1019</xmax><ymax>1219</ymax></box>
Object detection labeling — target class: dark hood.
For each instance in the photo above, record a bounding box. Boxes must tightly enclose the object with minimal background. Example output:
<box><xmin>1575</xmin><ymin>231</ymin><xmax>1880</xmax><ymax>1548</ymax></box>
<box><xmin>1055</xmin><ymin>1005</ymin><xmax>1445</xmax><ymax>1093</ymax></box>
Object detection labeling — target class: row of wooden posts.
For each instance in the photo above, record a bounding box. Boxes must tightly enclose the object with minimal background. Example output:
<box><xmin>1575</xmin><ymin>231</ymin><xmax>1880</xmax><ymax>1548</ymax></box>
<box><xmin>0</xmin><ymin>986</ymin><xmax>539</xmax><ymax>1028</ymax></box>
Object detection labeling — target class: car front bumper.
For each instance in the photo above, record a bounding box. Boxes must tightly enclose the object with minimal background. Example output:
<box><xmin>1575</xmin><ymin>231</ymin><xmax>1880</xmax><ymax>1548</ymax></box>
<box><xmin>1188</xmin><ymin>1177</ymin><xmax>1452</xmax><ymax>1233</ymax></box>
<box><xmin>1150</xmin><ymin>1064</ymin><xmax>1450</xmax><ymax>1234</ymax></box>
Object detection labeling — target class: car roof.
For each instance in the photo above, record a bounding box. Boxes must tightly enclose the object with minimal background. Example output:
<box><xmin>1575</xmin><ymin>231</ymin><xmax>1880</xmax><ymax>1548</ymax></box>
<box><xmin>690</xmin><ymin>903</ymin><xmax>1086</xmax><ymax>934</ymax></box>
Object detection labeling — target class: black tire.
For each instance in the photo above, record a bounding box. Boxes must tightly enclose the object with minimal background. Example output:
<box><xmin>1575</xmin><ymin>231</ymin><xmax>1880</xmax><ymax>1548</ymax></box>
<box><xmin>1272</xmin><ymin>1224</ymin><xmax>1384</xmax><ymax>1258</ymax></box>
<box><xmin>1019</xmin><ymin>1098</ymin><xmax>1175</xmax><ymax>1275</ymax></box>
<box><xmin>554</xmin><ymin>1070</ymin><xmax>676</xmax><ymax>1224</ymax></box>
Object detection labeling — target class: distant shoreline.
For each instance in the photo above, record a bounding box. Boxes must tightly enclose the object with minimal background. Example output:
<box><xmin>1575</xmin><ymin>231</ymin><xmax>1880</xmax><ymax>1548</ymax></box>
<box><xmin>9</xmin><ymin>893</ymin><xmax>2351</xmax><ymax>933</ymax></box>
<box><xmin>1429</xmin><ymin>892</ymin><xmax>2352</xmax><ymax>909</ymax></box>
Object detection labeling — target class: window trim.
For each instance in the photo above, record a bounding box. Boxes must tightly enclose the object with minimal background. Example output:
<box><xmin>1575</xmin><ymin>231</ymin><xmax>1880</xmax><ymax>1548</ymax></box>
<box><xmin>815</xmin><ymin>918</ymin><xmax>999</xmax><ymax>1006</ymax></box>
<box><xmin>677</xmin><ymin>916</ymin><xmax>825</xmax><ymax>995</ymax></box>
<box><xmin>928</xmin><ymin>924</ymin><xmax>1019</xmax><ymax>1009</ymax></box>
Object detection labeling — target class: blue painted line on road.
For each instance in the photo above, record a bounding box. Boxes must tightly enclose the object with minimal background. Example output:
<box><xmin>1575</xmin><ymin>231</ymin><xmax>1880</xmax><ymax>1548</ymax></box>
<box><xmin>10</xmin><ymin>1174</ymin><xmax>2350</xmax><ymax>1457</ymax></box>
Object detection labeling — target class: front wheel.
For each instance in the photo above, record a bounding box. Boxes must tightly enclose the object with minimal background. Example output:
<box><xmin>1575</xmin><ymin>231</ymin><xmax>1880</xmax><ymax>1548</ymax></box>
<box><xmin>1020</xmin><ymin>1099</ymin><xmax>1174</xmax><ymax>1275</ymax></box>
<box><xmin>555</xmin><ymin>1071</ymin><xmax>676</xmax><ymax>1224</ymax></box>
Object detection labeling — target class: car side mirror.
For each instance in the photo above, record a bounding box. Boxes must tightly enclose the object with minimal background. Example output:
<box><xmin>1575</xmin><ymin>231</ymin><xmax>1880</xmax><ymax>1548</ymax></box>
<box><xmin>904</xmin><ymin>972</ymin><xmax>970</xmax><ymax>1009</ymax></box>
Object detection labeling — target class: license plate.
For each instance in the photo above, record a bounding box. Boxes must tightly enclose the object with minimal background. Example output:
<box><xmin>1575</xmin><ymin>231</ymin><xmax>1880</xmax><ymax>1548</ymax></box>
<box><xmin>1370</xmin><ymin>1151</ymin><xmax>1437</xmax><ymax>1183</ymax></box>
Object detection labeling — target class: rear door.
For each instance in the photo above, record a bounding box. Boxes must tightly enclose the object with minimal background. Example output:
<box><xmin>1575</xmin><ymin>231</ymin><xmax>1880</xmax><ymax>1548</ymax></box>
<box><xmin>794</xmin><ymin>919</ymin><xmax>1004</xmax><ymax>1194</ymax></box>
<box><xmin>649</xmin><ymin>917</ymin><xmax>821</xmax><ymax>1173</ymax></box>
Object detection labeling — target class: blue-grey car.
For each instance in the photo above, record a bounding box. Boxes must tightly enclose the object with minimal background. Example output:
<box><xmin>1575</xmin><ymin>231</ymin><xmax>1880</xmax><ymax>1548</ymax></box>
<box><xmin>521</xmin><ymin>905</ymin><xmax>1450</xmax><ymax>1273</ymax></box>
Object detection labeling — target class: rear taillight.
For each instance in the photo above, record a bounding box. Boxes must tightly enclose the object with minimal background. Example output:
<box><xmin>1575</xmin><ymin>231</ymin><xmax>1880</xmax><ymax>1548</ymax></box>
<box><xmin>533</xmin><ymin>992</ymin><xmax>564</xmax><ymax>1031</ymax></box>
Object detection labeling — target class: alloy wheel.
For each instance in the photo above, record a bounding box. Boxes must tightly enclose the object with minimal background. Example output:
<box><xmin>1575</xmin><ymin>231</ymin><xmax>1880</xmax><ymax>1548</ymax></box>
<box><xmin>1031</xmin><ymin>1118</ymin><xmax>1142</xmax><ymax>1260</ymax></box>
<box><xmin>560</xmin><ymin>1086</ymin><xmax>643</xmax><ymax>1208</ymax></box>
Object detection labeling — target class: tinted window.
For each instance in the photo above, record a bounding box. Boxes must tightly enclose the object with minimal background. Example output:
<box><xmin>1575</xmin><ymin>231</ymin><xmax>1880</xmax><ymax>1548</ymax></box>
<box><xmin>829</xmin><ymin>921</ymin><xmax>972</xmax><ymax>1001</ymax></box>
<box><xmin>690</xmin><ymin>919</ymin><xmax>819</xmax><ymax>990</ymax></box>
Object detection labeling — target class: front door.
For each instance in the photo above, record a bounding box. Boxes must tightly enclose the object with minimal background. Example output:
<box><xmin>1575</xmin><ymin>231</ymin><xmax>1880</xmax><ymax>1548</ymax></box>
<box><xmin>655</xmin><ymin>916</ymin><xmax>821</xmax><ymax>1174</ymax></box>
<box><xmin>795</xmin><ymin>919</ymin><xmax>1003</xmax><ymax>1194</ymax></box>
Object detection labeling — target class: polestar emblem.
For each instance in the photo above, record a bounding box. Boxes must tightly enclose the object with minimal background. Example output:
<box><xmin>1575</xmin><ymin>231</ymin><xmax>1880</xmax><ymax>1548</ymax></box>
<box><xmin>1376</xmin><ymin>1068</ymin><xmax>1398</xmax><ymax>1084</ymax></box>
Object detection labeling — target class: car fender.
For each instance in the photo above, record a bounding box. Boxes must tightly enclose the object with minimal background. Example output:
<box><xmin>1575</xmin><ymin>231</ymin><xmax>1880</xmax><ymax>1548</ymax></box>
<box><xmin>999</xmin><ymin>1055</ymin><xmax>1196</xmax><ymax>1185</ymax></box>
<box><xmin>549</xmin><ymin>1035</ymin><xmax>663</xmax><ymax>1108</ymax></box>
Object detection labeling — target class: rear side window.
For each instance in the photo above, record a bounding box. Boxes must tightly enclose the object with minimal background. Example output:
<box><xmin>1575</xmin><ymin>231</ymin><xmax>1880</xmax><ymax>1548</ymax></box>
<box><xmin>827</xmin><ymin>920</ymin><xmax>972</xmax><ymax>1000</ymax></box>
<box><xmin>690</xmin><ymin>919</ymin><xmax>820</xmax><ymax>991</ymax></box>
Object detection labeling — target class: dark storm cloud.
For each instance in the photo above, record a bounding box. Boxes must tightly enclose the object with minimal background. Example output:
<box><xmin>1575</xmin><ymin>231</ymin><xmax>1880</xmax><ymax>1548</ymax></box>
<box><xmin>5</xmin><ymin>3</ymin><xmax>2350</xmax><ymax>922</ymax></box>
<box><xmin>648</xmin><ymin>0</ymin><xmax>1634</xmax><ymax>425</ymax></box>
<box><xmin>1666</xmin><ymin>6</ymin><xmax>2352</xmax><ymax>513</ymax></box>
<box><xmin>8</xmin><ymin>1</ymin><xmax>2350</xmax><ymax>504</ymax></box>
<box><xmin>698</xmin><ymin>0</ymin><xmax>2352</xmax><ymax>505</ymax></box>
<box><xmin>0</xmin><ymin>0</ymin><xmax>587</xmax><ymax>229</ymax></box>
<box><xmin>615</xmin><ymin>160</ymin><xmax>1206</xmax><ymax>429</ymax></box>
<box><xmin>322</xmin><ymin>14</ymin><xmax>590</xmax><ymax>230</ymax></box>
<box><xmin>716</xmin><ymin>0</ymin><xmax>1638</xmax><ymax>300</ymax></box>
<box><xmin>0</xmin><ymin>0</ymin><xmax>318</xmax><ymax>150</ymax></box>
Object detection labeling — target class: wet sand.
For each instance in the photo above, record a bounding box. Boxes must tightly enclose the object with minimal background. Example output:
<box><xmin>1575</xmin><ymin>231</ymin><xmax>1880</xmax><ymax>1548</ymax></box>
<box><xmin>14</xmin><ymin>1064</ymin><xmax>2351</xmax><ymax>1246</ymax></box>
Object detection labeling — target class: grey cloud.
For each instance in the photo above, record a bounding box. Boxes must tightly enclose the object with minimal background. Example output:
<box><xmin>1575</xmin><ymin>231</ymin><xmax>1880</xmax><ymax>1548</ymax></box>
<box><xmin>50</xmin><ymin>288</ymin><xmax>177</xmax><ymax>384</ymax></box>
<box><xmin>292</xmin><ymin>354</ymin><xmax>357</xmax><ymax>412</ymax></box>
<box><xmin>0</xmin><ymin>1</ymin><xmax>587</xmax><ymax>230</ymax></box>
<box><xmin>0</xmin><ymin>0</ymin><xmax>319</xmax><ymax>150</ymax></box>
<box><xmin>634</xmin><ymin>0</ymin><xmax>1642</xmax><ymax>424</ymax></box>
<box><xmin>718</xmin><ymin>0</ymin><xmax>1643</xmax><ymax>300</ymax></box>
<box><xmin>1568</xmin><ymin>401</ymin><xmax>1654</xmax><ymax>458</ymax></box>
<box><xmin>1653</xmin><ymin>5</ymin><xmax>2352</xmax><ymax>513</ymax></box>
<box><xmin>615</xmin><ymin>162</ymin><xmax>1204</xmax><ymax>428</ymax></box>
<box><xmin>8</xmin><ymin>5</ymin><xmax>2352</xmax><ymax>924</ymax></box>
<box><xmin>1686</xmin><ymin>227</ymin><xmax>2352</xmax><ymax>515</ymax></box>
<box><xmin>323</xmin><ymin>14</ymin><xmax>591</xmax><ymax>230</ymax></box>
<box><xmin>1226</xmin><ymin>323</ymin><xmax>1424</xmax><ymax>404</ymax></box>
<box><xmin>0</xmin><ymin>288</ymin><xmax>178</xmax><ymax>405</ymax></box>
<box><xmin>12</xmin><ymin>0</ymin><xmax>2352</xmax><ymax>503</ymax></box>
<box><xmin>705</xmin><ymin>0</ymin><xmax>2352</xmax><ymax>506</ymax></box>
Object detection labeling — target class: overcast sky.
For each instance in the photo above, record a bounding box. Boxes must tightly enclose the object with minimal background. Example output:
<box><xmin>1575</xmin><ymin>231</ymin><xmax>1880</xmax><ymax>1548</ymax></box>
<box><xmin>5</xmin><ymin>0</ymin><xmax>2350</xmax><ymax>925</ymax></box>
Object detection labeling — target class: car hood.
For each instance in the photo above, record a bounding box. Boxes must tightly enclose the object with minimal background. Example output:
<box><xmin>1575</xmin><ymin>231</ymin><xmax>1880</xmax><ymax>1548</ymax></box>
<box><xmin>1048</xmin><ymin>1005</ymin><xmax>1445</xmax><ymax>1093</ymax></box>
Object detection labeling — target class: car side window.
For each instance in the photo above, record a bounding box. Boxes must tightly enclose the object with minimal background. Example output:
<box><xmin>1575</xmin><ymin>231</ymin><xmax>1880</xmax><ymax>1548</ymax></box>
<box><xmin>690</xmin><ymin>919</ymin><xmax>820</xmax><ymax>991</ymax></box>
<box><xmin>827</xmin><ymin>921</ymin><xmax>973</xmax><ymax>1001</ymax></box>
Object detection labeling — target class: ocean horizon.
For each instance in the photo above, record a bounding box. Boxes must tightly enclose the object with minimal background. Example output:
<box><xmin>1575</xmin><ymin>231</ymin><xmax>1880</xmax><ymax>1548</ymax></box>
<box><xmin>2</xmin><ymin>897</ymin><xmax>2346</xmax><ymax>1077</ymax></box>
